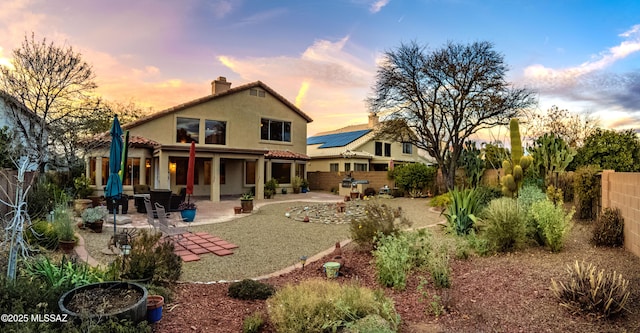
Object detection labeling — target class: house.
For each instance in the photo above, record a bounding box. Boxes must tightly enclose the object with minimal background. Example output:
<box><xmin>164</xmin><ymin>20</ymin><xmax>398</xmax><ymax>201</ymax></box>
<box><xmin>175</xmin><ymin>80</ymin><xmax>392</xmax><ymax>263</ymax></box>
<box><xmin>306</xmin><ymin>114</ymin><xmax>431</xmax><ymax>173</ymax></box>
<box><xmin>84</xmin><ymin>77</ymin><xmax>312</xmax><ymax>201</ymax></box>
<box><xmin>0</xmin><ymin>90</ymin><xmax>47</xmax><ymax>171</ymax></box>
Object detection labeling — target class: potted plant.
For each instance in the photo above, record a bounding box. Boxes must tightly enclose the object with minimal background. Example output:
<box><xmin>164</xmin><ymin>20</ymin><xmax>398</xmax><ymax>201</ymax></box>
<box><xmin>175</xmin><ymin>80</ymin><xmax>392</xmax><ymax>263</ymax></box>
<box><xmin>240</xmin><ymin>192</ymin><xmax>254</xmax><ymax>213</ymax></box>
<box><xmin>291</xmin><ymin>176</ymin><xmax>303</xmax><ymax>194</ymax></box>
<box><xmin>264</xmin><ymin>188</ymin><xmax>274</xmax><ymax>199</ymax></box>
<box><xmin>81</xmin><ymin>206</ymin><xmax>108</xmax><ymax>233</ymax></box>
<box><xmin>301</xmin><ymin>178</ymin><xmax>309</xmax><ymax>193</ymax></box>
<box><xmin>178</xmin><ymin>201</ymin><xmax>197</xmax><ymax>222</ymax></box>
<box><xmin>53</xmin><ymin>203</ymin><xmax>77</xmax><ymax>253</ymax></box>
<box><xmin>265</xmin><ymin>178</ymin><xmax>278</xmax><ymax>198</ymax></box>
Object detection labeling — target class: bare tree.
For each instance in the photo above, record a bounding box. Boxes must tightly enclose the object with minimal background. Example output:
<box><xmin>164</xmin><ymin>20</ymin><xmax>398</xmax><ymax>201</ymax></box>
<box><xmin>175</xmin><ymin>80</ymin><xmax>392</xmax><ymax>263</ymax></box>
<box><xmin>523</xmin><ymin>105</ymin><xmax>598</xmax><ymax>148</ymax></box>
<box><xmin>0</xmin><ymin>33</ymin><xmax>101</xmax><ymax>172</ymax></box>
<box><xmin>369</xmin><ymin>41</ymin><xmax>536</xmax><ymax>190</ymax></box>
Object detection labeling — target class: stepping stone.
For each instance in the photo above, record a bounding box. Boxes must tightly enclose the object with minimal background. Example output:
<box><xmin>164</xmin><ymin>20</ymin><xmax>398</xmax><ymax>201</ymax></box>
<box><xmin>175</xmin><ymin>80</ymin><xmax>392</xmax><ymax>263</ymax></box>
<box><xmin>175</xmin><ymin>250</ymin><xmax>192</xmax><ymax>257</ymax></box>
<box><xmin>218</xmin><ymin>243</ymin><xmax>238</xmax><ymax>250</ymax></box>
<box><xmin>191</xmin><ymin>247</ymin><xmax>210</xmax><ymax>255</ymax></box>
<box><xmin>213</xmin><ymin>249</ymin><xmax>233</xmax><ymax>256</ymax></box>
<box><xmin>213</xmin><ymin>240</ymin><xmax>230</xmax><ymax>246</ymax></box>
<box><xmin>204</xmin><ymin>245</ymin><xmax>223</xmax><ymax>252</ymax></box>
<box><xmin>173</xmin><ymin>244</ymin><xmax>186</xmax><ymax>251</ymax></box>
<box><xmin>114</xmin><ymin>216</ymin><xmax>132</xmax><ymax>225</ymax></box>
<box><xmin>180</xmin><ymin>254</ymin><xmax>200</xmax><ymax>262</ymax></box>
<box><xmin>209</xmin><ymin>237</ymin><xmax>223</xmax><ymax>242</ymax></box>
<box><xmin>192</xmin><ymin>238</ymin><xmax>209</xmax><ymax>244</ymax></box>
<box><xmin>185</xmin><ymin>244</ymin><xmax>203</xmax><ymax>250</ymax></box>
<box><xmin>200</xmin><ymin>234</ymin><xmax>217</xmax><ymax>240</ymax></box>
<box><xmin>194</xmin><ymin>232</ymin><xmax>209</xmax><ymax>236</ymax></box>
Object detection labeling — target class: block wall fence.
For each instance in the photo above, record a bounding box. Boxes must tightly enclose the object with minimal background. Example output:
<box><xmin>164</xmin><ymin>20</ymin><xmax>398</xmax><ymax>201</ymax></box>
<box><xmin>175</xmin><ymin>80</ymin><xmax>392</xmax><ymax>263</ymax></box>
<box><xmin>600</xmin><ymin>170</ymin><xmax>640</xmax><ymax>257</ymax></box>
<box><xmin>307</xmin><ymin>171</ymin><xmax>394</xmax><ymax>192</ymax></box>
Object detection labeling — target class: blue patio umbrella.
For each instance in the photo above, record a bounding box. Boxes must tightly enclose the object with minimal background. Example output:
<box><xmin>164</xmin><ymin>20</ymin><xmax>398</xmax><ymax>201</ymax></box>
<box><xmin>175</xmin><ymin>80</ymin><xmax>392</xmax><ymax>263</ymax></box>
<box><xmin>105</xmin><ymin>115</ymin><xmax>123</xmax><ymax>238</ymax></box>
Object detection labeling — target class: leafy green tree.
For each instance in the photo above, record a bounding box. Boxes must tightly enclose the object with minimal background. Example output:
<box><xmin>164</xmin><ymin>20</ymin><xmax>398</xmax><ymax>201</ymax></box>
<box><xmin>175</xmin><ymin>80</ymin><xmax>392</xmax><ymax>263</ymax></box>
<box><xmin>369</xmin><ymin>40</ymin><xmax>535</xmax><ymax>190</ymax></box>
<box><xmin>574</xmin><ymin>128</ymin><xmax>640</xmax><ymax>172</ymax></box>
<box><xmin>391</xmin><ymin>163</ymin><xmax>437</xmax><ymax>197</ymax></box>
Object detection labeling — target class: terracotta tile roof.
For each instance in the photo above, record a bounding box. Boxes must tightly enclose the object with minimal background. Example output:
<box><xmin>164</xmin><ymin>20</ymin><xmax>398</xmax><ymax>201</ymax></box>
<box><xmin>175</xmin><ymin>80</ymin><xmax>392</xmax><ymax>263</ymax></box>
<box><xmin>82</xmin><ymin>133</ymin><xmax>159</xmax><ymax>148</ymax></box>
<box><xmin>265</xmin><ymin>150</ymin><xmax>309</xmax><ymax>160</ymax></box>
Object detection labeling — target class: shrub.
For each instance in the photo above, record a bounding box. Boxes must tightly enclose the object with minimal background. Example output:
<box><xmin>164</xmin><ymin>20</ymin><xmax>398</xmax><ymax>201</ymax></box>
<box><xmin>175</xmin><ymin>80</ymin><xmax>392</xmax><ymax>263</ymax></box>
<box><xmin>517</xmin><ymin>184</ymin><xmax>548</xmax><ymax>244</ymax></box>
<box><xmin>556</xmin><ymin>171</ymin><xmax>574</xmax><ymax>202</ymax></box>
<box><xmin>531</xmin><ymin>200</ymin><xmax>574</xmax><ymax>252</ymax></box>
<box><xmin>546</xmin><ymin>185</ymin><xmax>564</xmax><ymax>205</ymax></box>
<box><xmin>373</xmin><ymin>233</ymin><xmax>414</xmax><ymax>290</ymax></box>
<box><xmin>592</xmin><ymin>207</ymin><xmax>624</xmax><ymax>247</ymax></box>
<box><xmin>428</xmin><ymin>239</ymin><xmax>451</xmax><ymax>288</ymax></box>
<box><xmin>390</xmin><ymin>163</ymin><xmax>437</xmax><ymax>197</ymax></box>
<box><xmin>344</xmin><ymin>314</ymin><xmax>395</xmax><ymax>333</ymax></box>
<box><xmin>24</xmin><ymin>255</ymin><xmax>104</xmax><ymax>292</ymax></box>
<box><xmin>429</xmin><ymin>192</ymin><xmax>451</xmax><ymax>208</ymax></box>
<box><xmin>116</xmin><ymin>230</ymin><xmax>182</xmax><ymax>283</ymax></box>
<box><xmin>474</xmin><ymin>185</ymin><xmax>503</xmax><ymax>206</ymax></box>
<box><xmin>26</xmin><ymin>219</ymin><xmax>58</xmax><ymax>250</ymax></box>
<box><xmin>481</xmin><ymin>198</ymin><xmax>527</xmax><ymax>252</ymax></box>
<box><xmin>573</xmin><ymin>165</ymin><xmax>600</xmax><ymax>220</ymax></box>
<box><xmin>443</xmin><ymin>188</ymin><xmax>482</xmax><ymax>235</ymax></box>
<box><xmin>350</xmin><ymin>201</ymin><xmax>411</xmax><ymax>248</ymax></box>
<box><xmin>267</xmin><ymin>279</ymin><xmax>400</xmax><ymax>333</ymax></box>
<box><xmin>551</xmin><ymin>261</ymin><xmax>630</xmax><ymax>318</ymax></box>
<box><xmin>242</xmin><ymin>312</ymin><xmax>265</xmax><ymax>333</ymax></box>
<box><xmin>364</xmin><ymin>187</ymin><xmax>377</xmax><ymax>197</ymax></box>
<box><xmin>228</xmin><ymin>279</ymin><xmax>275</xmax><ymax>300</ymax></box>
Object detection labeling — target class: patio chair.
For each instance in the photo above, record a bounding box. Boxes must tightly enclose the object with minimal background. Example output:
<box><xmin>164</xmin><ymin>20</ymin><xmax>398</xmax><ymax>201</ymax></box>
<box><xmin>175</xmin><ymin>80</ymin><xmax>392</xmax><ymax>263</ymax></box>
<box><xmin>154</xmin><ymin>202</ymin><xmax>188</xmax><ymax>240</ymax></box>
<box><xmin>143</xmin><ymin>197</ymin><xmax>158</xmax><ymax>231</ymax></box>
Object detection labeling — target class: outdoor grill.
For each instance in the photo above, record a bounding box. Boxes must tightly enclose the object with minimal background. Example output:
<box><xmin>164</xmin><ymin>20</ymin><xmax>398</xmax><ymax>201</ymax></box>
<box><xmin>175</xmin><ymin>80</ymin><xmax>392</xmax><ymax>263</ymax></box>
<box><xmin>341</xmin><ymin>177</ymin><xmax>369</xmax><ymax>188</ymax></box>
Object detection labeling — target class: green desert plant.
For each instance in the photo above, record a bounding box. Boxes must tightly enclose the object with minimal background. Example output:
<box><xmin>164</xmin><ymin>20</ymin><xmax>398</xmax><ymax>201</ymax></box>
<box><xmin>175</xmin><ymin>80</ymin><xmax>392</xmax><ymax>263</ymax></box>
<box><xmin>592</xmin><ymin>207</ymin><xmax>624</xmax><ymax>247</ymax></box>
<box><xmin>429</xmin><ymin>192</ymin><xmax>452</xmax><ymax>208</ymax></box>
<box><xmin>501</xmin><ymin>118</ymin><xmax>533</xmax><ymax>197</ymax></box>
<box><xmin>529</xmin><ymin>133</ymin><xmax>576</xmax><ymax>186</ymax></box>
<box><xmin>573</xmin><ymin>165</ymin><xmax>601</xmax><ymax>220</ymax></box>
<box><xmin>481</xmin><ymin>197</ymin><xmax>527</xmax><ymax>252</ymax></box>
<box><xmin>442</xmin><ymin>188</ymin><xmax>482</xmax><ymax>235</ymax></box>
<box><xmin>350</xmin><ymin>201</ymin><xmax>411</xmax><ymax>248</ymax></box>
<box><xmin>242</xmin><ymin>312</ymin><xmax>265</xmax><ymax>333</ymax></box>
<box><xmin>551</xmin><ymin>261</ymin><xmax>630</xmax><ymax>318</ymax></box>
<box><xmin>458</xmin><ymin>141</ymin><xmax>485</xmax><ymax>188</ymax></box>
<box><xmin>116</xmin><ymin>230</ymin><xmax>182</xmax><ymax>283</ymax></box>
<box><xmin>267</xmin><ymin>279</ymin><xmax>400</xmax><ymax>333</ymax></box>
<box><xmin>373</xmin><ymin>232</ymin><xmax>415</xmax><ymax>290</ymax></box>
<box><xmin>24</xmin><ymin>255</ymin><xmax>104</xmax><ymax>292</ymax></box>
<box><xmin>531</xmin><ymin>200</ymin><xmax>574</xmax><ymax>252</ymax></box>
<box><xmin>228</xmin><ymin>279</ymin><xmax>275</xmax><ymax>300</ymax></box>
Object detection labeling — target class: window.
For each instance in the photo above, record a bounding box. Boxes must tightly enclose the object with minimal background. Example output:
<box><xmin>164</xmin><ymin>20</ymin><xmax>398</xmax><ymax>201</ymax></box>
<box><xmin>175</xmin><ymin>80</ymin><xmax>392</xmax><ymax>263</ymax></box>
<box><xmin>101</xmin><ymin>158</ymin><xmax>109</xmax><ymax>185</ymax></box>
<box><xmin>354</xmin><ymin>163</ymin><xmax>368</xmax><ymax>171</ymax></box>
<box><xmin>384</xmin><ymin>143</ymin><xmax>391</xmax><ymax>157</ymax></box>
<box><xmin>250</xmin><ymin>88</ymin><xmax>266</xmax><ymax>97</ymax></box>
<box><xmin>89</xmin><ymin>158</ymin><xmax>97</xmax><ymax>185</ymax></box>
<box><xmin>272</xmin><ymin>162</ymin><xmax>291</xmax><ymax>184</ymax></box>
<box><xmin>245</xmin><ymin>161</ymin><xmax>256</xmax><ymax>185</ymax></box>
<box><xmin>122</xmin><ymin>158</ymin><xmax>140</xmax><ymax>186</ymax></box>
<box><xmin>344</xmin><ymin>163</ymin><xmax>351</xmax><ymax>172</ymax></box>
<box><xmin>375</xmin><ymin>142</ymin><xmax>382</xmax><ymax>156</ymax></box>
<box><xmin>261</xmin><ymin>118</ymin><xmax>291</xmax><ymax>142</ymax></box>
<box><xmin>172</xmin><ymin>157</ymin><xmax>198</xmax><ymax>185</ymax></box>
<box><xmin>402</xmin><ymin>142</ymin><xmax>412</xmax><ymax>154</ymax></box>
<box><xmin>176</xmin><ymin>117</ymin><xmax>199</xmax><ymax>143</ymax></box>
<box><xmin>295</xmin><ymin>163</ymin><xmax>305</xmax><ymax>179</ymax></box>
<box><xmin>205</xmin><ymin>120</ymin><xmax>226</xmax><ymax>145</ymax></box>
<box><xmin>371</xmin><ymin>163</ymin><xmax>388</xmax><ymax>171</ymax></box>
<box><xmin>329</xmin><ymin>163</ymin><xmax>339</xmax><ymax>172</ymax></box>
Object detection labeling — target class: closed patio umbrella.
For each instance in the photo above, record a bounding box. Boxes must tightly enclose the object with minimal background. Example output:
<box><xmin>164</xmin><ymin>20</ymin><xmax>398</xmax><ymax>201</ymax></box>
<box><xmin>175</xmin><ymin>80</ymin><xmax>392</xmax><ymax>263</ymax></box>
<box><xmin>186</xmin><ymin>141</ymin><xmax>195</xmax><ymax>203</ymax></box>
<box><xmin>105</xmin><ymin>115</ymin><xmax>123</xmax><ymax>239</ymax></box>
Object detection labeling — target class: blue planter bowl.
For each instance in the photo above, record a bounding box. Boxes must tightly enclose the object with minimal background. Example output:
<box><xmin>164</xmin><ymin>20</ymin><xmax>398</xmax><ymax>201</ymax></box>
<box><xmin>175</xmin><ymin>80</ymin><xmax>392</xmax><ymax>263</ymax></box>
<box><xmin>180</xmin><ymin>209</ymin><xmax>196</xmax><ymax>222</ymax></box>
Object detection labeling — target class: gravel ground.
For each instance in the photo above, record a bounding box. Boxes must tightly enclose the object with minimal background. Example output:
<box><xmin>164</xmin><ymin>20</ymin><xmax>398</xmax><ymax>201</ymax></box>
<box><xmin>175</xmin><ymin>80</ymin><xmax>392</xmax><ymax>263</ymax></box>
<box><xmin>79</xmin><ymin>196</ymin><xmax>442</xmax><ymax>281</ymax></box>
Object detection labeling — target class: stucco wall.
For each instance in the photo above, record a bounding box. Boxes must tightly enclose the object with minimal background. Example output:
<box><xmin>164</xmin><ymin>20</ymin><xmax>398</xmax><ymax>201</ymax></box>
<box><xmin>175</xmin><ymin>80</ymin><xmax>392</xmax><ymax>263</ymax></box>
<box><xmin>601</xmin><ymin>170</ymin><xmax>640</xmax><ymax>257</ymax></box>
<box><xmin>307</xmin><ymin>171</ymin><xmax>394</xmax><ymax>192</ymax></box>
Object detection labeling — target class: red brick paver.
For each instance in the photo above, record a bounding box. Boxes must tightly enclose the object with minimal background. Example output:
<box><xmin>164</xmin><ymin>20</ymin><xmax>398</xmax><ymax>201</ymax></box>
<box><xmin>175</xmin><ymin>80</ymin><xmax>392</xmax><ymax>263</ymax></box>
<box><xmin>171</xmin><ymin>232</ymin><xmax>237</xmax><ymax>261</ymax></box>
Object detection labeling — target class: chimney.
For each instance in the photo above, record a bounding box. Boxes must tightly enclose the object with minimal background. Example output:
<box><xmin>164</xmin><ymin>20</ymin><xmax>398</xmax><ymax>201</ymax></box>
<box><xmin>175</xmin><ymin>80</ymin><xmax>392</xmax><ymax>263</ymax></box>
<box><xmin>211</xmin><ymin>76</ymin><xmax>232</xmax><ymax>95</ymax></box>
<box><xmin>368</xmin><ymin>113</ymin><xmax>379</xmax><ymax>128</ymax></box>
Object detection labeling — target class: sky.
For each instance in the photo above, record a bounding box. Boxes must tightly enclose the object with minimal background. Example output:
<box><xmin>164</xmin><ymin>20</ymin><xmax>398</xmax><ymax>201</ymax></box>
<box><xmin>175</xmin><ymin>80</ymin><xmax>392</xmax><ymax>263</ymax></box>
<box><xmin>1</xmin><ymin>0</ymin><xmax>640</xmax><ymax>138</ymax></box>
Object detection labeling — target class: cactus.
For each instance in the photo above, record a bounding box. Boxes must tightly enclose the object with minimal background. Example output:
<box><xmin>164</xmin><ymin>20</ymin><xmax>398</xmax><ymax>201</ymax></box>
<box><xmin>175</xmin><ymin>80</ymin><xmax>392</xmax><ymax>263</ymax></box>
<box><xmin>529</xmin><ymin>133</ymin><xmax>576</xmax><ymax>186</ymax></box>
<box><xmin>502</xmin><ymin>118</ymin><xmax>533</xmax><ymax>197</ymax></box>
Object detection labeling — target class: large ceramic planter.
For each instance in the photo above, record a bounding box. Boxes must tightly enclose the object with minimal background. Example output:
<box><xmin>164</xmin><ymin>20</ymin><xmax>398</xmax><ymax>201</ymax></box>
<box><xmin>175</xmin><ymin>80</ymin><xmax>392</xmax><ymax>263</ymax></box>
<box><xmin>73</xmin><ymin>199</ymin><xmax>92</xmax><ymax>216</ymax></box>
<box><xmin>59</xmin><ymin>282</ymin><xmax>148</xmax><ymax>324</ymax></box>
<box><xmin>87</xmin><ymin>220</ymin><xmax>104</xmax><ymax>233</ymax></box>
<box><xmin>58</xmin><ymin>239</ymin><xmax>77</xmax><ymax>253</ymax></box>
<box><xmin>240</xmin><ymin>199</ymin><xmax>253</xmax><ymax>213</ymax></box>
<box><xmin>180</xmin><ymin>209</ymin><xmax>196</xmax><ymax>222</ymax></box>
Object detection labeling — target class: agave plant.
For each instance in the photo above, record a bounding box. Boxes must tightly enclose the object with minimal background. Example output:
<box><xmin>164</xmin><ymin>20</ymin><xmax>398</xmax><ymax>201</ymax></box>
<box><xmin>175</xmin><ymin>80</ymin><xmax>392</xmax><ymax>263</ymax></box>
<box><xmin>442</xmin><ymin>188</ymin><xmax>482</xmax><ymax>235</ymax></box>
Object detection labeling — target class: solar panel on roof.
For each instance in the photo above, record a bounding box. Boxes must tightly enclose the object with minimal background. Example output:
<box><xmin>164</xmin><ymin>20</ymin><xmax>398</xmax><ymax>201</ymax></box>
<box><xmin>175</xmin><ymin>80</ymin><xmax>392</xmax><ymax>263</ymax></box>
<box><xmin>307</xmin><ymin>129</ymin><xmax>371</xmax><ymax>148</ymax></box>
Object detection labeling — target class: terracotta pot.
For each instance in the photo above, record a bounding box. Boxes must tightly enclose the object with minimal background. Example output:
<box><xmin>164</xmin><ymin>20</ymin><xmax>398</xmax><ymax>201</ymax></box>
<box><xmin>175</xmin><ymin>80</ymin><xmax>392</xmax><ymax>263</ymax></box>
<box><xmin>58</xmin><ymin>239</ymin><xmax>76</xmax><ymax>253</ymax></box>
<box><xmin>88</xmin><ymin>220</ymin><xmax>104</xmax><ymax>233</ymax></box>
<box><xmin>233</xmin><ymin>206</ymin><xmax>242</xmax><ymax>214</ymax></box>
<box><xmin>240</xmin><ymin>199</ymin><xmax>253</xmax><ymax>213</ymax></box>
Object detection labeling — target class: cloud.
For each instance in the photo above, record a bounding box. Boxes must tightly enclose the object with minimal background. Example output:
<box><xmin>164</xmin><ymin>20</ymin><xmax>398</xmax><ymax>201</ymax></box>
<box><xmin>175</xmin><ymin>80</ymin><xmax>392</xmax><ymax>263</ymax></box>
<box><xmin>370</xmin><ymin>0</ymin><xmax>390</xmax><ymax>13</ymax></box>
<box><xmin>229</xmin><ymin>8</ymin><xmax>288</xmax><ymax>29</ymax></box>
<box><xmin>209</xmin><ymin>0</ymin><xmax>236</xmax><ymax>19</ymax></box>
<box><xmin>522</xmin><ymin>24</ymin><xmax>640</xmax><ymax>131</ymax></box>
<box><xmin>217</xmin><ymin>36</ymin><xmax>376</xmax><ymax>134</ymax></box>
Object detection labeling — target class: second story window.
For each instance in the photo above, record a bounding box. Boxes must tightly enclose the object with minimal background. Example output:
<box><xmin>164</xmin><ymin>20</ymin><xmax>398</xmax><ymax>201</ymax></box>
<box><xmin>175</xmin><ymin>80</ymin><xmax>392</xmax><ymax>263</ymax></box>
<box><xmin>205</xmin><ymin>120</ymin><xmax>226</xmax><ymax>145</ymax></box>
<box><xmin>384</xmin><ymin>143</ymin><xmax>391</xmax><ymax>157</ymax></box>
<box><xmin>375</xmin><ymin>142</ymin><xmax>382</xmax><ymax>156</ymax></box>
<box><xmin>176</xmin><ymin>117</ymin><xmax>199</xmax><ymax>143</ymax></box>
<box><xmin>261</xmin><ymin>118</ymin><xmax>291</xmax><ymax>142</ymax></box>
<box><xmin>402</xmin><ymin>142</ymin><xmax>412</xmax><ymax>154</ymax></box>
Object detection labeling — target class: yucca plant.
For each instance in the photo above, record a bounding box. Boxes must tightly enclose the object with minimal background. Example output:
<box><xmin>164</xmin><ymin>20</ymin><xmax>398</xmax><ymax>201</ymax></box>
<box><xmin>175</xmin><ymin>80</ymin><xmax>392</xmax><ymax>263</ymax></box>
<box><xmin>551</xmin><ymin>261</ymin><xmax>630</xmax><ymax>318</ymax></box>
<box><xmin>442</xmin><ymin>188</ymin><xmax>482</xmax><ymax>235</ymax></box>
